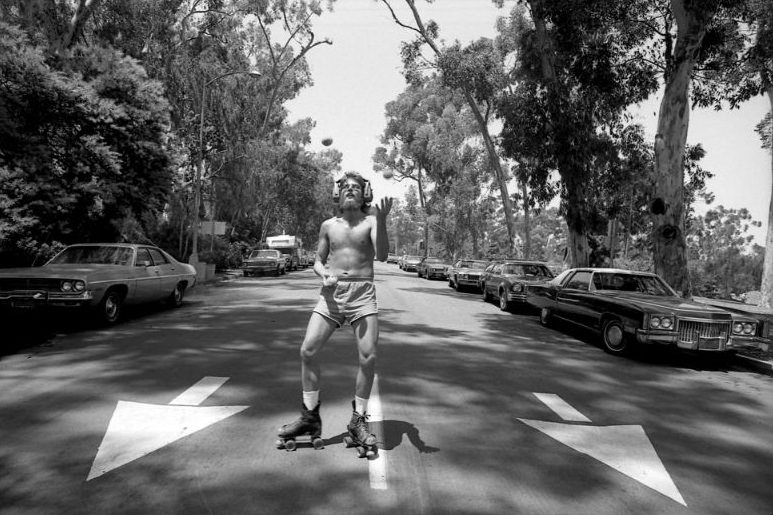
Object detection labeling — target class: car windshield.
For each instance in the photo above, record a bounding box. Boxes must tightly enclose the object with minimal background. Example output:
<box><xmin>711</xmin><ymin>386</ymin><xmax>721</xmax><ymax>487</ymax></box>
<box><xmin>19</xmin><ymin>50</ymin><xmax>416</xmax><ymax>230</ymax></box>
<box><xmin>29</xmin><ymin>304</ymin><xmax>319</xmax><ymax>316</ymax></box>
<box><xmin>593</xmin><ymin>272</ymin><xmax>675</xmax><ymax>296</ymax></box>
<box><xmin>407</xmin><ymin>256</ymin><xmax>420</xmax><ymax>261</ymax></box>
<box><xmin>250</xmin><ymin>250</ymin><xmax>276</xmax><ymax>259</ymax></box>
<box><xmin>459</xmin><ymin>260</ymin><xmax>487</xmax><ymax>269</ymax></box>
<box><xmin>48</xmin><ymin>246</ymin><xmax>134</xmax><ymax>266</ymax></box>
<box><xmin>426</xmin><ymin>258</ymin><xmax>444</xmax><ymax>263</ymax></box>
<box><xmin>502</xmin><ymin>264</ymin><xmax>552</xmax><ymax>277</ymax></box>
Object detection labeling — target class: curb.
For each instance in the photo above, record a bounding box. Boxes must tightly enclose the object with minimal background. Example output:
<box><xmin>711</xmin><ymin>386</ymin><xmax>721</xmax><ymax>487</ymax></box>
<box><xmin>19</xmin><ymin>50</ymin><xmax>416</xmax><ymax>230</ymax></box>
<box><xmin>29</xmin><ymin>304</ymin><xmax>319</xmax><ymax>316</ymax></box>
<box><xmin>734</xmin><ymin>354</ymin><xmax>773</xmax><ymax>376</ymax></box>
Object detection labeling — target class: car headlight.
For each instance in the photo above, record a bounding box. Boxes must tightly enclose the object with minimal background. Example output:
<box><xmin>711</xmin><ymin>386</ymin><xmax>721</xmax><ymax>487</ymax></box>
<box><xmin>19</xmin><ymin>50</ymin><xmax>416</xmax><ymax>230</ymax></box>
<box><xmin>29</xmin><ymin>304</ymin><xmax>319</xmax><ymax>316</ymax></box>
<box><xmin>732</xmin><ymin>322</ymin><xmax>757</xmax><ymax>335</ymax></box>
<box><xmin>73</xmin><ymin>280</ymin><xmax>86</xmax><ymax>292</ymax></box>
<box><xmin>511</xmin><ymin>283</ymin><xmax>523</xmax><ymax>293</ymax></box>
<box><xmin>61</xmin><ymin>281</ymin><xmax>73</xmax><ymax>292</ymax></box>
<box><xmin>650</xmin><ymin>315</ymin><xmax>674</xmax><ymax>330</ymax></box>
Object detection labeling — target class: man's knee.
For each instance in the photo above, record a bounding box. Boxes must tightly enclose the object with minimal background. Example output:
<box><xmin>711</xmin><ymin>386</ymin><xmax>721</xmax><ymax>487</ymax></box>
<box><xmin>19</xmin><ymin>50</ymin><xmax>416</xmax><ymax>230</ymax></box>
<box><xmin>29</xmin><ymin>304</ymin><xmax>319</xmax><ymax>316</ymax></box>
<box><xmin>358</xmin><ymin>349</ymin><xmax>377</xmax><ymax>369</ymax></box>
<box><xmin>300</xmin><ymin>344</ymin><xmax>319</xmax><ymax>363</ymax></box>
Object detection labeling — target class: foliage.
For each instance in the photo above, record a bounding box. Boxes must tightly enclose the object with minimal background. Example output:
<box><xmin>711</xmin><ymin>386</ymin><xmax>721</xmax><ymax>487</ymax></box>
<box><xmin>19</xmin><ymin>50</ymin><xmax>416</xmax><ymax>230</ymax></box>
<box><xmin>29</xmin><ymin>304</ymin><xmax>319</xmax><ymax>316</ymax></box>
<box><xmin>0</xmin><ymin>21</ymin><xmax>173</xmax><ymax>264</ymax></box>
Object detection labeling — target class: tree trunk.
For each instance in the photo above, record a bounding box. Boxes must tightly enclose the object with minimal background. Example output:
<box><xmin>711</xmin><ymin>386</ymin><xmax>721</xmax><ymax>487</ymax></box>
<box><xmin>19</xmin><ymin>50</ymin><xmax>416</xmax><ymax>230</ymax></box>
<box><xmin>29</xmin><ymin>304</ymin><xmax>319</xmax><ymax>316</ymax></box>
<box><xmin>651</xmin><ymin>0</ymin><xmax>716</xmax><ymax>297</ymax></box>
<box><xmin>564</xmin><ymin>173</ymin><xmax>590</xmax><ymax>267</ymax></box>
<box><xmin>760</xmin><ymin>86</ymin><xmax>773</xmax><ymax>308</ymax></box>
<box><xmin>607</xmin><ymin>217</ymin><xmax>618</xmax><ymax>267</ymax></box>
<box><xmin>521</xmin><ymin>180</ymin><xmax>531</xmax><ymax>259</ymax></box>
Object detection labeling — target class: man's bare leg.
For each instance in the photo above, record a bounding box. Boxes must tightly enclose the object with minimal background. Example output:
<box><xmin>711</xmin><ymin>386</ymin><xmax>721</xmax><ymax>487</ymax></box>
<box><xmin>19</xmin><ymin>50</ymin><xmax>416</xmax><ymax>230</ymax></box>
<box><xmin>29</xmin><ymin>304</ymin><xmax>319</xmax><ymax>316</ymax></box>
<box><xmin>352</xmin><ymin>314</ymin><xmax>379</xmax><ymax>401</ymax></box>
<box><xmin>300</xmin><ymin>312</ymin><xmax>337</xmax><ymax>392</ymax></box>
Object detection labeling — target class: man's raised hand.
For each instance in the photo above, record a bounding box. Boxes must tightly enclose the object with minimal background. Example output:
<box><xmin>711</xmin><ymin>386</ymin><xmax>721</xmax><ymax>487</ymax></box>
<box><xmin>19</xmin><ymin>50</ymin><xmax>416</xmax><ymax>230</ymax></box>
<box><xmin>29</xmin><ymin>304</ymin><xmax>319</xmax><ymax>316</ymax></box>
<box><xmin>375</xmin><ymin>197</ymin><xmax>393</xmax><ymax>220</ymax></box>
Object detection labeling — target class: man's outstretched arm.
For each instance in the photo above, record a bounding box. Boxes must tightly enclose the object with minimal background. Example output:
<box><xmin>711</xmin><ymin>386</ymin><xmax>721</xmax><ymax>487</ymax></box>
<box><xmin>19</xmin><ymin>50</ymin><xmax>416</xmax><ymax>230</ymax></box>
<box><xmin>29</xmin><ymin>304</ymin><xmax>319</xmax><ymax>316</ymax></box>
<box><xmin>373</xmin><ymin>197</ymin><xmax>393</xmax><ymax>262</ymax></box>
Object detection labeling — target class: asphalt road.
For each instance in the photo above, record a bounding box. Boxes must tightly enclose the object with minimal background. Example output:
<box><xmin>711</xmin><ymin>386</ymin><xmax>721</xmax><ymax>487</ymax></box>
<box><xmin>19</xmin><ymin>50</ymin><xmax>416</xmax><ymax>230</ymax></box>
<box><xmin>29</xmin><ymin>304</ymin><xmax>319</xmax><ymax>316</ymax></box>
<box><xmin>2</xmin><ymin>262</ymin><xmax>773</xmax><ymax>515</ymax></box>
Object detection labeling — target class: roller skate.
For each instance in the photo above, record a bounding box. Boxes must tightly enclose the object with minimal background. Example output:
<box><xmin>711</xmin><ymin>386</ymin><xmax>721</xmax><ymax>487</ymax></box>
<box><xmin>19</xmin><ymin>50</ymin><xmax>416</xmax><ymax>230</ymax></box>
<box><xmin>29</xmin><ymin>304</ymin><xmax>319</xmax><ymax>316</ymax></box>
<box><xmin>343</xmin><ymin>401</ymin><xmax>378</xmax><ymax>458</ymax></box>
<box><xmin>275</xmin><ymin>402</ymin><xmax>324</xmax><ymax>451</ymax></box>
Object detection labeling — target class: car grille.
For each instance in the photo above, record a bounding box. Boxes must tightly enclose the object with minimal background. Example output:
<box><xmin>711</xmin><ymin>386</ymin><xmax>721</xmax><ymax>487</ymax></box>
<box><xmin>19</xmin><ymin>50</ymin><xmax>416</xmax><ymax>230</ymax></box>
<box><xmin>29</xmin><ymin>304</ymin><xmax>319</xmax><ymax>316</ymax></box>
<box><xmin>677</xmin><ymin>320</ymin><xmax>730</xmax><ymax>345</ymax></box>
<box><xmin>460</xmin><ymin>273</ymin><xmax>480</xmax><ymax>280</ymax></box>
<box><xmin>0</xmin><ymin>278</ymin><xmax>62</xmax><ymax>292</ymax></box>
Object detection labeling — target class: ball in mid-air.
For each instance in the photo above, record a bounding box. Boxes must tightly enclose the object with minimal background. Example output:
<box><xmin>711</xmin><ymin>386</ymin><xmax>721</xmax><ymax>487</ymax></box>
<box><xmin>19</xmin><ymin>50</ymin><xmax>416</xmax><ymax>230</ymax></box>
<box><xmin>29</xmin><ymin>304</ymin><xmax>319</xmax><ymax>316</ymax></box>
<box><xmin>382</xmin><ymin>169</ymin><xmax>394</xmax><ymax>179</ymax></box>
<box><xmin>321</xmin><ymin>137</ymin><xmax>333</xmax><ymax>146</ymax></box>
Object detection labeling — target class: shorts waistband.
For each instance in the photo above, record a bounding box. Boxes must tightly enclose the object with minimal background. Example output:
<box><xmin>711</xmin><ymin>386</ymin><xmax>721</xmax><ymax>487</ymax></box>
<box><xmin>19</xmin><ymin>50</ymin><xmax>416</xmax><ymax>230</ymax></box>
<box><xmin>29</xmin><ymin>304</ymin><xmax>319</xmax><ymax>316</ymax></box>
<box><xmin>335</xmin><ymin>276</ymin><xmax>374</xmax><ymax>282</ymax></box>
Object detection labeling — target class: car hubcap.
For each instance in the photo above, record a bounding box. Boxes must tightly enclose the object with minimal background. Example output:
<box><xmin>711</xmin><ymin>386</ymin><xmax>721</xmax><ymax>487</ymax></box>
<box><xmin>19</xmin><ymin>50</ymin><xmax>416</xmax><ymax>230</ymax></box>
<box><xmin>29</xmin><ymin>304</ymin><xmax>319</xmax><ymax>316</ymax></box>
<box><xmin>606</xmin><ymin>324</ymin><xmax>624</xmax><ymax>350</ymax></box>
<box><xmin>105</xmin><ymin>296</ymin><xmax>118</xmax><ymax>319</ymax></box>
<box><xmin>540</xmin><ymin>308</ymin><xmax>549</xmax><ymax>324</ymax></box>
<box><xmin>500</xmin><ymin>295</ymin><xmax>507</xmax><ymax>310</ymax></box>
<box><xmin>175</xmin><ymin>286</ymin><xmax>182</xmax><ymax>303</ymax></box>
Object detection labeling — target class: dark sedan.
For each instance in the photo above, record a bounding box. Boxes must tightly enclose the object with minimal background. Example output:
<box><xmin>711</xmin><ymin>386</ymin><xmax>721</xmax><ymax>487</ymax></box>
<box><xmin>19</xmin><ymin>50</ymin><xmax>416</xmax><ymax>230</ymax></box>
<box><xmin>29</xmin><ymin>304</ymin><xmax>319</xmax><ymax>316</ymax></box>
<box><xmin>480</xmin><ymin>260</ymin><xmax>554</xmax><ymax>312</ymax></box>
<box><xmin>527</xmin><ymin>268</ymin><xmax>759</xmax><ymax>355</ymax></box>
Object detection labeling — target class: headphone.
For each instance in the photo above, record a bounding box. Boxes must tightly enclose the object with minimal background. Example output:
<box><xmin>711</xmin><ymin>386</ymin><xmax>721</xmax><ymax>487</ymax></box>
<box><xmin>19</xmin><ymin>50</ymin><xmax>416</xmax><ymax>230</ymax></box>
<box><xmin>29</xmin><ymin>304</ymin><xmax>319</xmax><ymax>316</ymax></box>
<box><xmin>333</xmin><ymin>175</ymin><xmax>373</xmax><ymax>203</ymax></box>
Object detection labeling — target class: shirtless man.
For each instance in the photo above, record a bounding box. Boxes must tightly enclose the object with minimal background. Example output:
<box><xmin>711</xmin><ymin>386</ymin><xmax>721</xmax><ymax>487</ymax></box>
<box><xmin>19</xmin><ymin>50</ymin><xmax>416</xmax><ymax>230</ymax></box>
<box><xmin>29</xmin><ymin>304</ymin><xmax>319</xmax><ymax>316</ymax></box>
<box><xmin>277</xmin><ymin>172</ymin><xmax>392</xmax><ymax>453</ymax></box>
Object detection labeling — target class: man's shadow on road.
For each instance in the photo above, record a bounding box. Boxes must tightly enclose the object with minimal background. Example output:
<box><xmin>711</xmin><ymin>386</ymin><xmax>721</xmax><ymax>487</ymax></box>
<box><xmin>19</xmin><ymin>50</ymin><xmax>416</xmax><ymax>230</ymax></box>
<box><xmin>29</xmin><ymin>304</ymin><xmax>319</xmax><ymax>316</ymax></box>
<box><xmin>325</xmin><ymin>420</ymin><xmax>439</xmax><ymax>453</ymax></box>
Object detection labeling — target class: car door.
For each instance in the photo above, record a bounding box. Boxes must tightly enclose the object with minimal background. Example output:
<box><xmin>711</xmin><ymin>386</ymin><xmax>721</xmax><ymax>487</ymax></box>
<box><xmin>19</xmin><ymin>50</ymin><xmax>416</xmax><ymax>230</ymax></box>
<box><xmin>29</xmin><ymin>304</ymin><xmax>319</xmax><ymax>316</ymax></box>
<box><xmin>133</xmin><ymin>247</ymin><xmax>160</xmax><ymax>303</ymax></box>
<box><xmin>555</xmin><ymin>271</ymin><xmax>593</xmax><ymax>325</ymax></box>
<box><xmin>148</xmin><ymin>247</ymin><xmax>176</xmax><ymax>299</ymax></box>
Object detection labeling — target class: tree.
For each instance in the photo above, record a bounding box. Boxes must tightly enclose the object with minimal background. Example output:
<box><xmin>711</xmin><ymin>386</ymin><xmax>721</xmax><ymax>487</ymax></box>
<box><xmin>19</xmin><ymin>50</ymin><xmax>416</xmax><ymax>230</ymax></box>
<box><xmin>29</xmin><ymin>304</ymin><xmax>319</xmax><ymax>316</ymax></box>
<box><xmin>498</xmin><ymin>0</ymin><xmax>658</xmax><ymax>267</ymax></box>
<box><xmin>380</xmin><ymin>0</ymin><xmax>519</xmax><ymax>254</ymax></box>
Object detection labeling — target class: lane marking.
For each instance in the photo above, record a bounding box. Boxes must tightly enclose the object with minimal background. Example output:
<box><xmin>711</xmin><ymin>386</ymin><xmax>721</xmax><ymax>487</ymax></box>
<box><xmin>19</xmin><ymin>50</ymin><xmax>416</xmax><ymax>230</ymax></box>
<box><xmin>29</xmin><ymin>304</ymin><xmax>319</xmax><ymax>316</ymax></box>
<box><xmin>87</xmin><ymin>377</ymin><xmax>247</xmax><ymax>481</ymax></box>
<box><xmin>533</xmin><ymin>393</ymin><xmax>592</xmax><ymax>422</ymax></box>
<box><xmin>519</xmin><ymin>393</ymin><xmax>685</xmax><ymax>506</ymax></box>
<box><xmin>368</xmin><ymin>374</ymin><xmax>388</xmax><ymax>490</ymax></box>
<box><xmin>170</xmin><ymin>376</ymin><xmax>230</xmax><ymax>405</ymax></box>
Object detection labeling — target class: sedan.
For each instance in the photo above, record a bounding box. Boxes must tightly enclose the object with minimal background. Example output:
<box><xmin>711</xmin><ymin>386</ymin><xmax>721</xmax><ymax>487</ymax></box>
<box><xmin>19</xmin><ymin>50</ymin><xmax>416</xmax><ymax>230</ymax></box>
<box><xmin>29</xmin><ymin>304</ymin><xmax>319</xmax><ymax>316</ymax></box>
<box><xmin>447</xmin><ymin>259</ymin><xmax>488</xmax><ymax>292</ymax></box>
<box><xmin>401</xmin><ymin>255</ymin><xmax>422</xmax><ymax>273</ymax></box>
<box><xmin>480</xmin><ymin>260</ymin><xmax>554</xmax><ymax>312</ymax></box>
<box><xmin>527</xmin><ymin>267</ymin><xmax>759</xmax><ymax>355</ymax></box>
<box><xmin>242</xmin><ymin>249</ymin><xmax>286</xmax><ymax>276</ymax></box>
<box><xmin>0</xmin><ymin>243</ymin><xmax>196</xmax><ymax>325</ymax></box>
<box><xmin>417</xmin><ymin>257</ymin><xmax>449</xmax><ymax>280</ymax></box>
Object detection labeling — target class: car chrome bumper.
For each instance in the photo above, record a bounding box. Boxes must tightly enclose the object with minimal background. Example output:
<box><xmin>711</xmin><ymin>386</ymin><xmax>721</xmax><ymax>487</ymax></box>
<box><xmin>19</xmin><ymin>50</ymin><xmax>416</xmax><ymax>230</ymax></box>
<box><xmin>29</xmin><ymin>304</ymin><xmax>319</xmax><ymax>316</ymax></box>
<box><xmin>0</xmin><ymin>291</ymin><xmax>94</xmax><ymax>309</ymax></box>
<box><xmin>635</xmin><ymin>329</ymin><xmax>733</xmax><ymax>351</ymax></box>
<box><xmin>505</xmin><ymin>292</ymin><xmax>528</xmax><ymax>304</ymax></box>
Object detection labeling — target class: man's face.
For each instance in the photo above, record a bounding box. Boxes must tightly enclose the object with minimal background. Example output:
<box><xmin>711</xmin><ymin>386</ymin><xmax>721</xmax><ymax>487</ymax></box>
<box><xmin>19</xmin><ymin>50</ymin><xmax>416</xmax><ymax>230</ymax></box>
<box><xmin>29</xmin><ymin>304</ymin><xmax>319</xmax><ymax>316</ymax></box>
<box><xmin>339</xmin><ymin>179</ymin><xmax>363</xmax><ymax>210</ymax></box>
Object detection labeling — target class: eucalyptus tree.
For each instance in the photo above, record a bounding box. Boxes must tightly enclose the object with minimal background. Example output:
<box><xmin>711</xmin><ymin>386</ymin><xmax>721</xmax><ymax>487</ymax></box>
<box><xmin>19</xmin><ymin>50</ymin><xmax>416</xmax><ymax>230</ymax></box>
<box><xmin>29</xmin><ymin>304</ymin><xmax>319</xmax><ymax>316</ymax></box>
<box><xmin>496</xmin><ymin>0</ymin><xmax>659</xmax><ymax>268</ymax></box>
<box><xmin>379</xmin><ymin>0</ymin><xmax>519</xmax><ymax>254</ymax></box>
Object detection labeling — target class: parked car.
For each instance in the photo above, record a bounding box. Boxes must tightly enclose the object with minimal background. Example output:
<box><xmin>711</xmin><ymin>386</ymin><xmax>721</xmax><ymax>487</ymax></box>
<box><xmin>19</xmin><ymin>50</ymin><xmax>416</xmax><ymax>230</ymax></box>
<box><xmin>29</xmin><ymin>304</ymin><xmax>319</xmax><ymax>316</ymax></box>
<box><xmin>526</xmin><ymin>267</ymin><xmax>759</xmax><ymax>356</ymax></box>
<box><xmin>0</xmin><ymin>243</ymin><xmax>196</xmax><ymax>325</ymax></box>
<box><xmin>417</xmin><ymin>257</ymin><xmax>449</xmax><ymax>279</ymax></box>
<box><xmin>694</xmin><ymin>296</ymin><xmax>773</xmax><ymax>350</ymax></box>
<box><xmin>242</xmin><ymin>249</ymin><xmax>287</xmax><ymax>277</ymax></box>
<box><xmin>386</xmin><ymin>253</ymin><xmax>399</xmax><ymax>264</ymax></box>
<box><xmin>447</xmin><ymin>259</ymin><xmax>488</xmax><ymax>292</ymax></box>
<box><xmin>402</xmin><ymin>255</ymin><xmax>422</xmax><ymax>272</ymax></box>
<box><xmin>480</xmin><ymin>260</ymin><xmax>554</xmax><ymax>311</ymax></box>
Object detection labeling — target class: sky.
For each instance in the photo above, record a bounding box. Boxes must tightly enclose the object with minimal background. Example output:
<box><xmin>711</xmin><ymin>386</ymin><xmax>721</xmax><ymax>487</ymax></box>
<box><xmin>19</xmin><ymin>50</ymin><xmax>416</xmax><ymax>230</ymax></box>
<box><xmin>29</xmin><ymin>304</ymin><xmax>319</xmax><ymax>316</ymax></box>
<box><xmin>286</xmin><ymin>0</ymin><xmax>772</xmax><ymax>245</ymax></box>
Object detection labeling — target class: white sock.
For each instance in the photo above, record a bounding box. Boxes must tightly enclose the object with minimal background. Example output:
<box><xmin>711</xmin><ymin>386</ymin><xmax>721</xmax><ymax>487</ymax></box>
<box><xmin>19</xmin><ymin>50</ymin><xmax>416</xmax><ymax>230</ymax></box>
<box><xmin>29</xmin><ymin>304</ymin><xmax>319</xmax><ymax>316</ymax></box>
<box><xmin>303</xmin><ymin>390</ymin><xmax>319</xmax><ymax>410</ymax></box>
<box><xmin>354</xmin><ymin>395</ymin><xmax>368</xmax><ymax>414</ymax></box>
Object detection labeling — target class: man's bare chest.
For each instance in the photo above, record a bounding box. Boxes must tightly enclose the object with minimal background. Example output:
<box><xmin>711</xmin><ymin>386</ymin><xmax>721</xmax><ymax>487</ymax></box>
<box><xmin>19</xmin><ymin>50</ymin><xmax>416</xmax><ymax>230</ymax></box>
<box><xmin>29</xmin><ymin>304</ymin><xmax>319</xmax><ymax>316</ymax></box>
<box><xmin>328</xmin><ymin>218</ymin><xmax>372</xmax><ymax>250</ymax></box>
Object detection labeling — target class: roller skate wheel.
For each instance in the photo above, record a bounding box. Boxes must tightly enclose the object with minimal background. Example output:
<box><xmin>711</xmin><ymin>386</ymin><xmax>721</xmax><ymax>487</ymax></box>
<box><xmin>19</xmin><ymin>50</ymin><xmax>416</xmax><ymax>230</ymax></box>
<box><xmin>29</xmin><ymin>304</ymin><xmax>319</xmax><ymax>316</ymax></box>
<box><xmin>366</xmin><ymin>446</ymin><xmax>377</xmax><ymax>458</ymax></box>
<box><xmin>275</xmin><ymin>439</ymin><xmax>285</xmax><ymax>449</ymax></box>
<box><xmin>284</xmin><ymin>439</ymin><xmax>297</xmax><ymax>451</ymax></box>
<box><xmin>356</xmin><ymin>446</ymin><xmax>367</xmax><ymax>458</ymax></box>
<box><xmin>312</xmin><ymin>438</ymin><xmax>325</xmax><ymax>450</ymax></box>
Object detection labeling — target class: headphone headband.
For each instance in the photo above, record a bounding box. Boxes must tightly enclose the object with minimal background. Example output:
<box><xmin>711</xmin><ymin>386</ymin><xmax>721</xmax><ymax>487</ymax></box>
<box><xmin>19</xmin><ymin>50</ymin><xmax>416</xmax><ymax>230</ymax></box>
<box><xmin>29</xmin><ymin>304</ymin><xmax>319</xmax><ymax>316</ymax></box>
<box><xmin>333</xmin><ymin>175</ymin><xmax>373</xmax><ymax>203</ymax></box>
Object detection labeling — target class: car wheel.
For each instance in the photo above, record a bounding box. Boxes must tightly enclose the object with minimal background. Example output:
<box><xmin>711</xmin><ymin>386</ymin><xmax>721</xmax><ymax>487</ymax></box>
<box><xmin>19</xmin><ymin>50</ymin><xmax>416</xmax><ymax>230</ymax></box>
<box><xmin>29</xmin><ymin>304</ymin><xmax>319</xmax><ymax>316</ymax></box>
<box><xmin>481</xmin><ymin>283</ymin><xmax>490</xmax><ymax>302</ymax></box>
<box><xmin>602</xmin><ymin>318</ymin><xmax>629</xmax><ymax>355</ymax></box>
<box><xmin>169</xmin><ymin>282</ymin><xmax>186</xmax><ymax>307</ymax></box>
<box><xmin>539</xmin><ymin>307</ymin><xmax>552</xmax><ymax>326</ymax></box>
<box><xmin>499</xmin><ymin>290</ymin><xmax>510</xmax><ymax>311</ymax></box>
<box><xmin>99</xmin><ymin>289</ymin><xmax>123</xmax><ymax>325</ymax></box>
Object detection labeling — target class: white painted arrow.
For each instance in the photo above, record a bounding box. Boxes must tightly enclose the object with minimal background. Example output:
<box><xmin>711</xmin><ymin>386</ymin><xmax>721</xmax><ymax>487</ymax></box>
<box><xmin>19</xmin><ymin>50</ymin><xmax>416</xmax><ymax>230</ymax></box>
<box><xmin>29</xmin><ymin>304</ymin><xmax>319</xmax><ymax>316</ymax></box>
<box><xmin>87</xmin><ymin>377</ymin><xmax>248</xmax><ymax>481</ymax></box>
<box><xmin>519</xmin><ymin>393</ymin><xmax>686</xmax><ymax>506</ymax></box>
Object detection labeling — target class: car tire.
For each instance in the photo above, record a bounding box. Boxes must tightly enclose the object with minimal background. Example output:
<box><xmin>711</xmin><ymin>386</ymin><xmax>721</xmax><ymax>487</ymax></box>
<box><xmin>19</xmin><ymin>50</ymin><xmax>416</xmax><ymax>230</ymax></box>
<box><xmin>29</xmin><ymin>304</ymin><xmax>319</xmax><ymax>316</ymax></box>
<box><xmin>169</xmin><ymin>282</ymin><xmax>186</xmax><ymax>307</ymax></box>
<box><xmin>602</xmin><ymin>318</ymin><xmax>630</xmax><ymax>355</ymax></box>
<box><xmin>481</xmin><ymin>283</ymin><xmax>490</xmax><ymax>303</ymax></box>
<box><xmin>99</xmin><ymin>289</ymin><xmax>123</xmax><ymax>325</ymax></box>
<box><xmin>499</xmin><ymin>289</ymin><xmax>510</xmax><ymax>312</ymax></box>
<box><xmin>453</xmin><ymin>279</ymin><xmax>460</xmax><ymax>291</ymax></box>
<box><xmin>539</xmin><ymin>307</ymin><xmax>552</xmax><ymax>326</ymax></box>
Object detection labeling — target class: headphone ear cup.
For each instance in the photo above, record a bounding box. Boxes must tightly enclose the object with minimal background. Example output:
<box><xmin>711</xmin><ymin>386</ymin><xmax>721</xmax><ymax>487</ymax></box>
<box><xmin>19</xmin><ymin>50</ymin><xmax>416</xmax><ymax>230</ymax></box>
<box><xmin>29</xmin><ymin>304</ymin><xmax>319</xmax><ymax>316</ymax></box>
<box><xmin>332</xmin><ymin>180</ymin><xmax>341</xmax><ymax>202</ymax></box>
<box><xmin>364</xmin><ymin>180</ymin><xmax>373</xmax><ymax>203</ymax></box>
